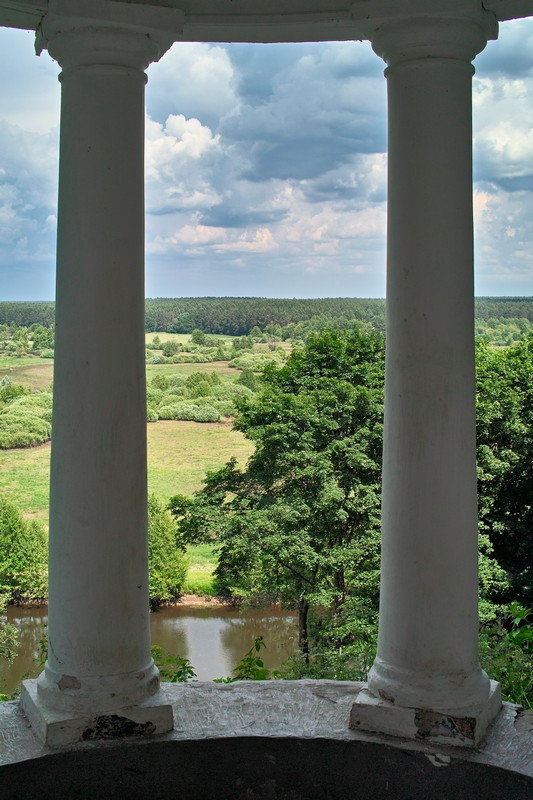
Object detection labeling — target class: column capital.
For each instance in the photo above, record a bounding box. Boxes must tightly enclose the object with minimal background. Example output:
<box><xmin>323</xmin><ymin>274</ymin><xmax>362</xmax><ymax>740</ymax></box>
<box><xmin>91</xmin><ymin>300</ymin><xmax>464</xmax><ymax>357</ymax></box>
<box><xmin>36</xmin><ymin>0</ymin><xmax>184</xmax><ymax>73</ymax></box>
<box><xmin>368</xmin><ymin>10</ymin><xmax>498</xmax><ymax>68</ymax></box>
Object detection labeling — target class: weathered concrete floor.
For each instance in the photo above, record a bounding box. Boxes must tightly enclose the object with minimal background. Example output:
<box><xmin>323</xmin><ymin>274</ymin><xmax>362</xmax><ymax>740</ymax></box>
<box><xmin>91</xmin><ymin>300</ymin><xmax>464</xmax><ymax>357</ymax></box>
<box><xmin>0</xmin><ymin>680</ymin><xmax>531</xmax><ymax>777</ymax></box>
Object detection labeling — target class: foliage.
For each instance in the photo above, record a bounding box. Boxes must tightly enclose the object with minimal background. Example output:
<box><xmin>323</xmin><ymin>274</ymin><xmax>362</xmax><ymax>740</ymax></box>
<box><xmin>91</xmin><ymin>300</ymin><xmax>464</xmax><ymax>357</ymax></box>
<box><xmin>475</xmin><ymin>317</ymin><xmax>531</xmax><ymax>347</ymax></box>
<box><xmin>215</xmin><ymin>636</ymin><xmax>271</xmax><ymax>682</ymax></box>
<box><xmin>146</xmin><ymin>371</ymin><xmax>254</xmax><ymax>423</ymax></box>
<box><xmin>0</xmin><ymin>591</ymin><xmax>18</xmax><ymax>665</ymax></box>
<box><xmin>476</xmin><ymin>334</ymin><xmax>533</xmax><ymax>605</ymax></box>
<box><xmin>158</xmin><ymin>403</ymin><xmax>221</xmax><ymax>423</ymax></box>
<box><xmin>151</xmin><ymin>645</ymin><xmax>197</xmax><ymax>682</ymax></box>
<box><xmin>148</xmin><ymin>494</ymin><xmax>188</xmax><ymax>606</ymax></box>
<box><xmin>0</xmin><ymin>380</ymin><xmax>28</xmax><ymax>405</ymax></box>
<box><xmin>237</xmin><ymin>369</ymin><xmax>261</xmax><ymax>392</ymax></box>
<box><xmin>172</xmin><ymin>327</ymin><xmax>386</xmax><ymax>654</ymax></box>
<box><xmin>0</xmin><ymin>390</ymin><xmax>53</xmax><ymax>449</ymax></box>
<box><xmin>480</xmin><ymin>604</ymin><xmax>532</xmax><ymax>707</ymax></box>
<box><xmin>228</xmin><ymin>352</ymin><xmax>285</xmax><ymax>371</ymax></box>
<box><xmin>1</xmin><ymin>298</ymin><xmax>531</xmax><ymax>339</ymax></box>
<box><xmin>277</xmin><ymin>640</ymin><xmax>376</xmax><ymax>682</ymax></box>
<box><xmin>0</xmin><ymin>499</ymin><xmax>47</xmax><ymax>602</ymax></box>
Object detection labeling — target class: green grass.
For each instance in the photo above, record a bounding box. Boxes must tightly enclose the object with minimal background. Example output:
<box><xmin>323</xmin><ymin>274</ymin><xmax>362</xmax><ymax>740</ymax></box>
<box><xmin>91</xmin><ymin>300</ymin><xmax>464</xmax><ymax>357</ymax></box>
<box><xmin>0</xmin><ymin>346</ymin><xmax>252</xmax><ymax>593</ymax></box>
<box><xmin>183</xmin><ymin>543</ymin><xmax>218</xmax><ymax>595</ymax></box>
<box><xmin>0</xmin><ymin>442</ymin><xmax>51</xmax><ymax>522</ymax></box>
<box><xmin>147</xmin><ymin>420</ymin><xmax>253</xmax><ymax>499</ymax></box>
<box><xmin>0</xmin><ymin>420</ymin><xmax>253</xmax><ymax>524</ymax></box>
<box><xmin>146</xmin><ymin>332</ymin><xmax>235</xmax><ymax>345</ymax></box>
<box><xmin>0</xmin><ymin>355</ymin><xmax>44</xmax><ymax>369</ymax></box>
<box><xmin>146</xmin><ymin>362</ymin><xmax>237</xmax><ymax>381</ymax></box>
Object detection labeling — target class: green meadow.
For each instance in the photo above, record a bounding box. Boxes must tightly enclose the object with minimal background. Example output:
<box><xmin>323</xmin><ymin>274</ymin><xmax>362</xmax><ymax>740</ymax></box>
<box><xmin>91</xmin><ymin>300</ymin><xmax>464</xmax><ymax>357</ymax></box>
<box><xmin>0</xmin><ymin>349</ymin><xmax>254</xmax><ymax>593</ymax></box>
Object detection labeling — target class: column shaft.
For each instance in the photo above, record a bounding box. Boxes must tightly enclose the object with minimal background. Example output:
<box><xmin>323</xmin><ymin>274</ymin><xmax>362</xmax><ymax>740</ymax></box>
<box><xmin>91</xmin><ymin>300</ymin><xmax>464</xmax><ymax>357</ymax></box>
<box><xmin>368</xmin><ymin>56</ymin><xmax>489</xmax><ymax>710</ymax></box>
<box><xmin>39</xmin><ymin>63</ymin><xmax>156</xmax><ymax>711</ymax></box>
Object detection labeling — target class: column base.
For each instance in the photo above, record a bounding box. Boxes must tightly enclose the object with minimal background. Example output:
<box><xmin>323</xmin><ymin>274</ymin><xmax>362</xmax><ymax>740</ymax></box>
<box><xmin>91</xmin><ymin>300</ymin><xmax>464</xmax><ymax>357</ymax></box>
<box><xmin>350</xmin><ymin>681</ymin><xmax>501</xmax><ymax>747</ymax></box>
<box><xmin>20</xmin><ymin>680</ymin><xmax>174</xmax><ymax>748</ymax></box>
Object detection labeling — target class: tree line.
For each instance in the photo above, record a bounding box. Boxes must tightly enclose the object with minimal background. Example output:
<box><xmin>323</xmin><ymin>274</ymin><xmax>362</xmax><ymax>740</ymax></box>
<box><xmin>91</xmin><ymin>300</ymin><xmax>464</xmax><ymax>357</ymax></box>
<box><xmin>0</xmin><ymin>297</ymin><xmax>531</xmax><ymax>335</ymax></box>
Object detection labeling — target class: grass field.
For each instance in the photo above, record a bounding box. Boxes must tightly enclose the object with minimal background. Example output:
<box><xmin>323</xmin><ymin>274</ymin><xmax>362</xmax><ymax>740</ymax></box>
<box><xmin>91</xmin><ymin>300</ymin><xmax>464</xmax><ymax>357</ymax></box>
<box><xmin>145</xmin><ymin>332</ymin><xmax>234</xmax><ymax>345</ymax></box>
<box><xmin>0</xmin><ymin>418</ymin><xmax>252</xmax><ymax>594</ymax></box>
<box><xmin>0</xmin><ymin>420</ymin><xmax>253</xmax><ymax>523</ymax></box>
<box><xmin>0</xmin><ymin>347</ymin><xmax>253</xmax><ymax>594</ymax></box>
<box><xmin>0</xmin><ymin>359</ymin><xmax>53</xmax><ymax>390</ymax></box>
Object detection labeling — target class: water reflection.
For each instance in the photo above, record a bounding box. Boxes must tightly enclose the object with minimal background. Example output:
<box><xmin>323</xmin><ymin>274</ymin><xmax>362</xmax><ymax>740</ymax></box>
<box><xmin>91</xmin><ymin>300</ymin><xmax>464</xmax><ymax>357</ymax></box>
<box><xmin>151</xmin><ymin>605</ymin><xmax>297</xmax><ymax>680</ymax></box>
<box><xmin>0</xmin><ymin>604</ymin><xmax>297</xmax><ymax>694</ymax></box>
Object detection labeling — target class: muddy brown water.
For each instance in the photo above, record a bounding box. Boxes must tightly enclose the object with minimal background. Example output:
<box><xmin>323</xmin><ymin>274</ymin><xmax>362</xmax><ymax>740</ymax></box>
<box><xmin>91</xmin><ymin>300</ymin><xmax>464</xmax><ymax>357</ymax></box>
<box><xmin>0</xmin><ymin>604</ymin><xmax>297</xmax><ymax>695</ymax></box>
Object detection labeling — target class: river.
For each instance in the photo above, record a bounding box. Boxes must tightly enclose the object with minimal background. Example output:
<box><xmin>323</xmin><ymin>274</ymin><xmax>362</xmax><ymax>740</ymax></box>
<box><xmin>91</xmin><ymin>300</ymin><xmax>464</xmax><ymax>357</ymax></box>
<box><xmin>0</xmin><ymin>604</ymin><xmax>298</xmax><ymax>695</ymax></box>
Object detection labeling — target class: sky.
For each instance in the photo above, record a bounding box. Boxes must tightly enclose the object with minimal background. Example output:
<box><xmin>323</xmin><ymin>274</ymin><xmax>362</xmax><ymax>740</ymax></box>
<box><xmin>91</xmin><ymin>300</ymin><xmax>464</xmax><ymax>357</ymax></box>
<box><xmin>0</xmin><ymin>19</ymin><xmax>531</xmax><ymax>300</ymax></box>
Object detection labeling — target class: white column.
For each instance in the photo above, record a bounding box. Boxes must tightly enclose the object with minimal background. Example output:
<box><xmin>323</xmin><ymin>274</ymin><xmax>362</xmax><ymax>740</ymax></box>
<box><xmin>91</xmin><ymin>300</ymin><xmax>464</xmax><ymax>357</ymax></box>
<box><xmin>351</xmin><ymin>12</ymin><xmax>502</xmax><ymax>747</ymax></box>
<box><xmin>21</xmin><ymin>3</ymin><xmax>180</xmax><ymax>747</ymax></box>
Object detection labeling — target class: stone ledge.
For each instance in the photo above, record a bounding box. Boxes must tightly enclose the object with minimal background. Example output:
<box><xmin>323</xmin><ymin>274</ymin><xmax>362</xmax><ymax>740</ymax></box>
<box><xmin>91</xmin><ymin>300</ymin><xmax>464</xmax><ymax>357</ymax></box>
<box><xmin>1</xmin><ymin>681</ymin><xmax>531</xmax><ymax>779</ymax></box>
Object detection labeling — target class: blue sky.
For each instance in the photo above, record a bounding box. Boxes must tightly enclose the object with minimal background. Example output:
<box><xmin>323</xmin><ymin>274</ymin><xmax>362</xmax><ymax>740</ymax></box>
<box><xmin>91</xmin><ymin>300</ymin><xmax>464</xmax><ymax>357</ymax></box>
<box><xmin>0</xmin><ymin>19</ymin><xmax>531</xmax><ymax>300</ymax></box>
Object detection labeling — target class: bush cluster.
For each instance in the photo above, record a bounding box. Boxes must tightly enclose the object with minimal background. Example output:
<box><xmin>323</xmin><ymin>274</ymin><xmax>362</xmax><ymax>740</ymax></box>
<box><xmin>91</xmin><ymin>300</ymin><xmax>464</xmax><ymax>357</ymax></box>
<box><xmin>0</xmin><ymin>385</ymin><xmax>53</xmax><ymax>449</ymax></box>
<box><xmin>146</xmin><ymin>371</ymin><xmax>254</xmax><ymax>423</ymax></box>
<box><xmin>228</xmin><ymin>351</ymin><xmax>286</xmax><ymax>372</ymax></box>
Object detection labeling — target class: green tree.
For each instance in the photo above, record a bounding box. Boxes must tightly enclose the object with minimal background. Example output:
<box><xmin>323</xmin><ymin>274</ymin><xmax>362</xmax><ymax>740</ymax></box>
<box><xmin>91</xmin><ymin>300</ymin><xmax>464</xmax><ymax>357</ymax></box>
<box><xmin>171</xmin><ymin>327</ymin><xmax>386</xmax><ymax>655</ymax></box>
<box><xmin>476</xmin><ymin>334</ymin><xmax>533</xmax><ymax>605</ymax></box>
<box><xmin>0</xmin><ymin>500</ymin><xmax>47</xmax><ymax>602</ymax></box>
<box><xmin>148</xmin><ymin>494</ymin><xmax>188</xmax><ymax>607</ymax></box>
<box><xmin>190</xmin><ymin>329</ymin><xmax>207</xmax><ymax>345</ymax></box>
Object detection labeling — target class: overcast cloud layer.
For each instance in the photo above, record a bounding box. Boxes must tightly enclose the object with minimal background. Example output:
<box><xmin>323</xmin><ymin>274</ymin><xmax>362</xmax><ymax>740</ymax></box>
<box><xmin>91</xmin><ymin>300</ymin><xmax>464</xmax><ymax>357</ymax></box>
<box><xmin>0</xmin><ymin>20</ymin><xmax>531</xmax><ymax>300</ymax></box>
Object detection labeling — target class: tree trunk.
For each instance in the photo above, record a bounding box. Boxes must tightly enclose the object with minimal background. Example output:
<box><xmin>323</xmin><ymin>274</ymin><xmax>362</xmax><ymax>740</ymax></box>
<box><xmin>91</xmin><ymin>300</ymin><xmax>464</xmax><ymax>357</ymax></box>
<box><xmin>298</xmin><ymin>597</ymin><xmax>310</xmax><ymax>664</ymax></box>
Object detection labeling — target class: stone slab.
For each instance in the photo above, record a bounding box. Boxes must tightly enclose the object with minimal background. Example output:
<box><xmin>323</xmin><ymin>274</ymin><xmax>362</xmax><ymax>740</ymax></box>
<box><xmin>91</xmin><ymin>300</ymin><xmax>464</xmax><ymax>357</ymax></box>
<box><xmin>0</xmin><ymin>681</ymin><xmax>531</xmax><ymax>778</ymax></box>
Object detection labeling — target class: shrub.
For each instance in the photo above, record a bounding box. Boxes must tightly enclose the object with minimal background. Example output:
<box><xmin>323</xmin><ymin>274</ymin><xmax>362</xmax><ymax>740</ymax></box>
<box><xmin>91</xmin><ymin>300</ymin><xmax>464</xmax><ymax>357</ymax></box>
<box><xmin>167</xmin><ymin>374</ymin><xmax>187</xmax><ymax>387</ymax></box>
<box><xmin>148</xmin><ymin>495</ymin><xmax>188</xmax><ymax>606</ymax></box>
<box><xmin>210</xmin><ymin>399</ymin><xmax>235</xmax><ymax>417</ymax></box>
<box><xmin>188</xmin><ymin>380</ymin><xmax>213</xmax><ymax>399</ymax></box>
<box><xmin>0</xmin><ymin>381</ymin><xmax>28</xmax><ymax>405</ymax></box>
<box><xmin>237</xmin><ymin>369</ymin><xmax>260</xmax><ymax>392</ymax></box>
<box><xmin>0</xmin><ymin>499</ymin><xmax>48</xmax><ymax>602</ymax></box>
<box><xmin>228</xmin><ymin>353</ymin><xmax>284</xmax><ymax>371</ymax></box>
<box><xmin>162</xmin><ymin>341</ymin><xmax>180</xmax><ymax>357</ymax></box>
<box><xmin>147</xmin><ymin>407</ymin><xmax>159</xmax><ymax>423</ymax></box>
<box><xmin>146</xmin><ymin>387</ymin><xmax>164</xmax><ymax>407</ymax></box>
<box><xmin>7</xmin><ymin>392</ymin><xmax>53</xmax><ymax>422</ymax></box>
<box><xmin>0</xmin><ymin>414</ymin><xmax>52</xmax><ymax>448</ymax></box>
<box><xmin>40</xmin><ymin>349</ymin><xmax>54</xmax><ymax>359</ymax></box>
<box><xmin>158</xmin><ymin>403</ymin><xmax>221</xmax><ymax>423</ymax></box>
<box><xmin>480</xmin><ymin>604</ymin><xmax>532</xmax><ymax>707</ymax></box>
<box><xmin>151</xmin><ymin>374</ymin><xmax>170</xmax><ymax>391</ymax></box>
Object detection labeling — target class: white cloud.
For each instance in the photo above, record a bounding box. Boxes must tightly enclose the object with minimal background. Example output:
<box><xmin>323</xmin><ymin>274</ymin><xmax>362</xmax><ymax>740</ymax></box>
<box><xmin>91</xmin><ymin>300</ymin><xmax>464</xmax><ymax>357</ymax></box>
<box><xmin>0</xmin><ymin>24</ymin><xmax>532</xmax><ymax>299</ymax></box>
<box><xmin>147</xmin><ymin>42</ymin><xmax>239</xmax><ymax>130</ymax></box>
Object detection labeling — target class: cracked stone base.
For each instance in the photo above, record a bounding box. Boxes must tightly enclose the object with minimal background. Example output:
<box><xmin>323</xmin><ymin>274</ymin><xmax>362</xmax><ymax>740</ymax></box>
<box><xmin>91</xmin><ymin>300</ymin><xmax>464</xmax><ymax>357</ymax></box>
<box><xmin>20</xmin><ymin>680</ymin><xmax>173</xmax><ymax>748</ymax></box>
<box><xmin>350</xmin><ymin>680</ymin><xmax>501</xmax><ymax>747</ymax></box>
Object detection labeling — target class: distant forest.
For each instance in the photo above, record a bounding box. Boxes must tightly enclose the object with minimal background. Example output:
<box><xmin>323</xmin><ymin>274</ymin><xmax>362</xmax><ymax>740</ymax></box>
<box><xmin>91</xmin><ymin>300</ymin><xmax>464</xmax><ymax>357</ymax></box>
<box><xmin>0</xmin><ymin>297</ymin><xmax>531</xmax><ymax>335</ymax></box>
